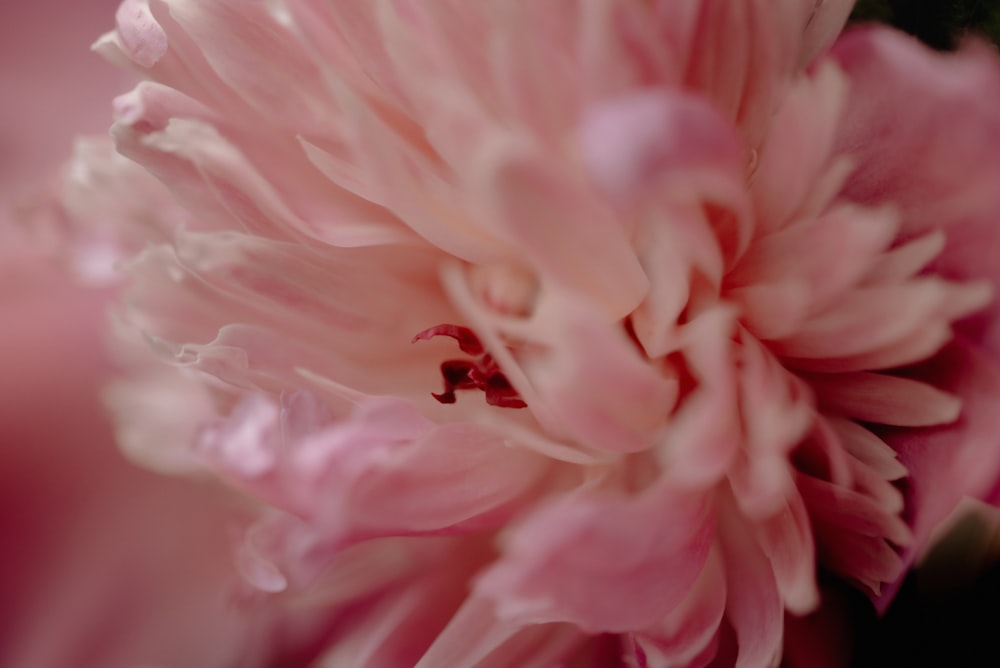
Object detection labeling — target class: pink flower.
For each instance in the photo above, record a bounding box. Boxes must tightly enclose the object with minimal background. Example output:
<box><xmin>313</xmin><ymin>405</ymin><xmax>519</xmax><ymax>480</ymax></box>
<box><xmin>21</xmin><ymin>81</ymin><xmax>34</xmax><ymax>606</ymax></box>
<box><xmin>52</xmin><ymin>0</ymin><xmax>1000</xmax><ymax>665</ymax></box>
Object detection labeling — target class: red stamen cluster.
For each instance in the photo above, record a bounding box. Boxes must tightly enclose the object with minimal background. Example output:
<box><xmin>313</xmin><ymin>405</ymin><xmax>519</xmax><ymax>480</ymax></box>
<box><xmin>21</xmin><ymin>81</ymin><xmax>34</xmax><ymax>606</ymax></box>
<box><xmin>413</xmin><ymin>324</ymin><xmax>527</xmax><ymax>409</ymax></box>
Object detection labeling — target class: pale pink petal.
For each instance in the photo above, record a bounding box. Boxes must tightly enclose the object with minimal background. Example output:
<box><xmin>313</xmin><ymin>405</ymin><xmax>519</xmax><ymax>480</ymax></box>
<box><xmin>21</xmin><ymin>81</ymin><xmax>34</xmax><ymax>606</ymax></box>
<box><xmin>412</xmin><ymin>595</ymin><xmax>526</xmax><ymax>668</ymax></box>
<box><xmin>630</xmin><ymin>201</ymin><xmax>731</xmax><ymax>357</ymax></box>
<box><xmin>112</xmin><ymin>112</ymin><xmax>303</xmax><ymax>239</ymax></box>
<box><xmin>104</xmin><ymin>365</ymin><xmax>219</xmax><ymax>474</ymax></box>
<box><xmin>476</xmin><ymin>485</ymin><xmax>714</xmax><ymax>633</ymax></box>
<box><xmin>658</xmin><ymin>307</ymin><xmax>742</xmax><ymax>486</ymax></box>
<box><xmin>380</xmin><ymin>1</ymin><xmax>506</xmax><ymax>117</ymax></box>
<box><xmin>577</xmin><ymin>89</ymin><xmax>746</xmax><ymax>211</ymax></box>
<box><xmin>631</xmin><ymin>546</ymin><xmax>728</xmax><ymax>668</ymax></box>
<box><xmin>115</xmin><ymin>0</ymin><xmax>168</xmax><ymax>67</ymax></box>
<box><xmin>798</xmin><ymin>472</ymin><xmax>910</xmax><ymax>595</ymax></box>
<box><xmin>116</xmin><ymin>80</ymin><xmax>415</xmax><ymax>247</ymax></box>
<box><xmin>476</xmin><ymin>140</ymin><xmax>649</xmax><ymax>317</ymax></box>
<box><xmin>729</xmin><ymin>333</ymin><xmax>812</xmax><ymax>517</ymax></box>
<box><xmin>578</xmin><ymin>0</ymin><xmax>677</xmax><ymax>103</ymax></box>
<box><xmin>714</xmin><ymin>492</ymin><xmax>783</xmax><ymax>668</ymax></box>
<box><xmin>658</xmin><ymin>0</ymin><xmax>819</xmax><ymax>147</ymax></box>
<box><xmin>770</xmin><ymin>280</ymin><xmax>990</xmax><ymax>360</ymax></box>
<box><xmin>725</xmin><ymin>204</ymin><xmax>899</xmax><ymax>311</ymax></box>
<box><xmin>115</xmin><ymin>230</ymin><xmax>458</xmax><ymax>402</ymax></box>
<box><xmin>96</xmin><ymin>0</ymin><xmax>243</xmax><ymax>113</ymax></box>
<box><xmin>321</xmin><ymin>80</ymin><xmax>507</xmax><ymax>262</ymax></box>
<box><xmin>200</xmin><ymin>394</ymin><xmax>551</xmax><ymax>545</ymax></box>
<box><xmin>752</xmin><ymin>491</ymin><xmax>818</xmax><ymax>614</ymax></box>
<box><xmin>862</xmin><ymin>230</ymin><xmax>946</xmax><ymax>284</ymax></box>
<box><xmin>832</xmin><ymin>417</ymin><xmax>907</xmax><ymax>483</ymax></box>
<box><xmin>806</xmin><ymin>371</ymin><xmax>962</xmax><ymax>427</ymax></box>
<box><xmin>309</xmin><ymin>538</ymin><xmax>495</xmax><ymax>668</ymax></box>
<box><xmin>522</xmin><ymin>301</ymin><xmax>679</xmax><ymax>454</ymax></box>
<box><xmin>161</xmin><ymin>0</ymin><xmax>337</xmax><ymax>135</ymax></box>
<box><xmin>748</xmin><ymin>62</ymin><xmax>848</xmax><ymax>233</ymax></box>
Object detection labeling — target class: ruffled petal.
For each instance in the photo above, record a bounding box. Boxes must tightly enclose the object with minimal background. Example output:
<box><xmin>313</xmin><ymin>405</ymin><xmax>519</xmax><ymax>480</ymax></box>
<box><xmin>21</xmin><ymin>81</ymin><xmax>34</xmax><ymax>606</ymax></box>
<box><xmin>199</xmin><ymin>394</ymin><xmax>552</xmax><ymax>544</ymax></box>
<box><xmin>476</xmin><ymin>484</ymin><xmax>714</xmax><ymax>633</ymax></box>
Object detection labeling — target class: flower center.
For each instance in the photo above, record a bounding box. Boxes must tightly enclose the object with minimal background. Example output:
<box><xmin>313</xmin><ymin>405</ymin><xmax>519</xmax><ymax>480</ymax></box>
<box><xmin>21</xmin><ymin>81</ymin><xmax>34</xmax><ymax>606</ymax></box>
<box><xmin>413</xmin><ymin>324</ymin><xmax>527</xmax><ymax>409</ymax></box>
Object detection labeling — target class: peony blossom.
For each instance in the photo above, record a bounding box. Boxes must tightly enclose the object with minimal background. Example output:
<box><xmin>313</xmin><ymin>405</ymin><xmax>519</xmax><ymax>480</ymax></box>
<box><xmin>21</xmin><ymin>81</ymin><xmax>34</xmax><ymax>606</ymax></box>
<box><xmin>43</xmin><ymin>0</ymin><xmax>1000</xmax><ymax>665</ymax></box>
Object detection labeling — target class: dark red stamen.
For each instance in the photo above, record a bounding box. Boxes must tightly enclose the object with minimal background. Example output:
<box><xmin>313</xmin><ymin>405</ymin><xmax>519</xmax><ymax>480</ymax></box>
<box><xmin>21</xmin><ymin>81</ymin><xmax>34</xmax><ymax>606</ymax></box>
<box><xmin>414</xmin><ymin>325</ymin><xmax>526</xmax><ymax>409</ymax></box>
<box><xmin>412</xmin><ymin>324</ymin><xmax>485</xmax><ymax>355</ymax></box>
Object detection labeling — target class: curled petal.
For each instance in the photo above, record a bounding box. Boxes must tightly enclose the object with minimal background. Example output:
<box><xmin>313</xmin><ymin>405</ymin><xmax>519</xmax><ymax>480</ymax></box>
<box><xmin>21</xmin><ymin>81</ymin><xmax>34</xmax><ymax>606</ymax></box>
<box><xmin>201</xmin><ymin>394</ymin><xmax>552</xmax><ymax>542</ymax></box>
<box><xmin>114</xmin><ymin>0</ymin><xmax>168</xmax><ymax>68</ymax></box>
<box><xmin>524</xmin><ymin>300</ymin><xmax>679</xmax><ymax>454</ymax></box>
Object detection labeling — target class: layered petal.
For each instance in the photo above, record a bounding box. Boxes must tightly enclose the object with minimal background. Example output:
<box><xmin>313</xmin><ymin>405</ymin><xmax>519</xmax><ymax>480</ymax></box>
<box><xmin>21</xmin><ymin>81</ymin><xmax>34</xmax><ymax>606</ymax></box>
<box><xmin>199</xmin><ymin>394</ymin><xmax>552</xmax><ymax>550</ymax></box>
<box><xmin>477</xmin><ymin>484</ymin><xmax>714</xmax><ymax>633</ymax></box>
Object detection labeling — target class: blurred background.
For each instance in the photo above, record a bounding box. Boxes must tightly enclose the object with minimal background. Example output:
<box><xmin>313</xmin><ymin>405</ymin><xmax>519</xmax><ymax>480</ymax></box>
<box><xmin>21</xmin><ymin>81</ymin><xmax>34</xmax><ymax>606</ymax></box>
<box><xmin>852</xmin><ymin>0</ymin><xmax>1000</xmax><ymax>50</ymax></box>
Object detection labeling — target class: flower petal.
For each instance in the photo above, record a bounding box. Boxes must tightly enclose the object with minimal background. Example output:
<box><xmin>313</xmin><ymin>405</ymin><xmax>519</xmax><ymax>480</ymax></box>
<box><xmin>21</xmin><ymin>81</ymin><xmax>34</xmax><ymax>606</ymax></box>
<box><xmin>477</xmin><ymin>484</ymin><xmax>713</xmax><ymax>633</ymax></box>
<box><xmin>878</xmin><ymin>341</ymin><xmax>1000</xmax><ymax>608</ymax></box>
<box><xmin>476</xmin><ymin>140</ymin><xmax>648</xmax><ymax>317</ymax></box>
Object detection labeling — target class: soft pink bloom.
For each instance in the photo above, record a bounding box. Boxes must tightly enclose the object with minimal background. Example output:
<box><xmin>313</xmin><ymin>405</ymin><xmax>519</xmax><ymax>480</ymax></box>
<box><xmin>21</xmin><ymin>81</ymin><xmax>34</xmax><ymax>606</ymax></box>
<box><xmin>46</xmin><ymin>0</ymin><xmax>1000</xmax><ymax>665</ymax></box>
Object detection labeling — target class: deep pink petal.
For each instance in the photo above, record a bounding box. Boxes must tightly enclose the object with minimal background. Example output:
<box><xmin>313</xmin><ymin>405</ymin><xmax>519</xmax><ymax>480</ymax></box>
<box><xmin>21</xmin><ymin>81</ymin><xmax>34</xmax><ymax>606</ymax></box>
<box><xmin>878</xmin><ymin>341</ymin><xmax>1000</xmax><ymax>608</ymax></box>
<box><xmin>832</xmin><ymin>28</ymin><xmax>1000</xmax><ymax>239</ymax></box>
